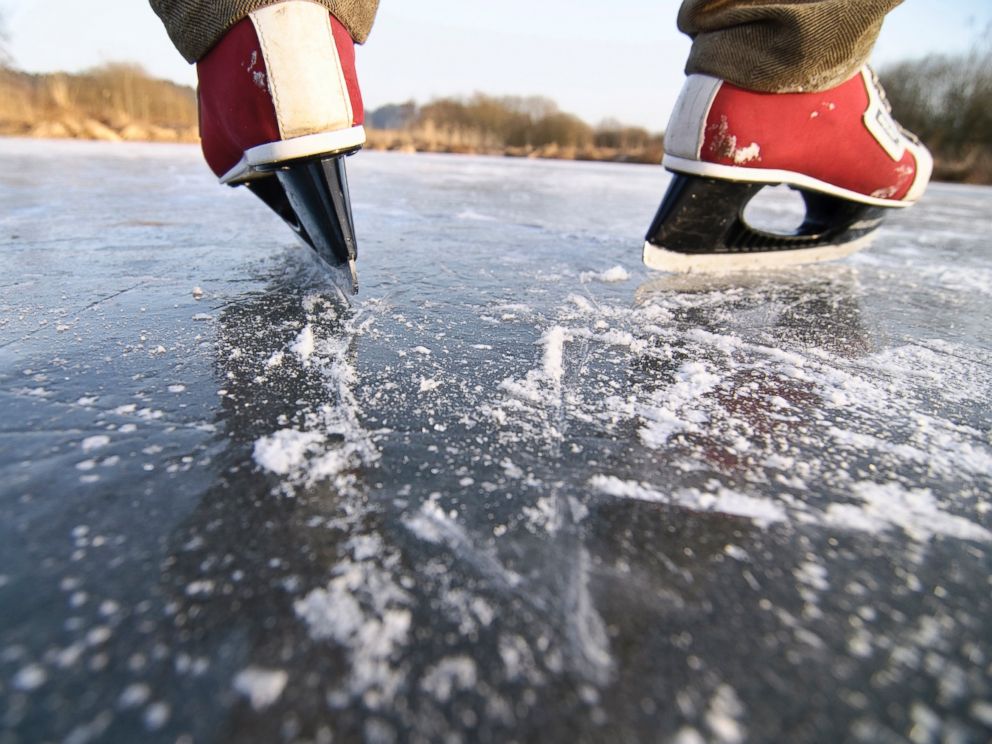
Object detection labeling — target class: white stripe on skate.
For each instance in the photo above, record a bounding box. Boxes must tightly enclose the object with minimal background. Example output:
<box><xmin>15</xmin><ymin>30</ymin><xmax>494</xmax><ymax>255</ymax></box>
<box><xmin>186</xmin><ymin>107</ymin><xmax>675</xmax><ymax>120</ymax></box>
<box><xmin>250</xmin><ymin>1</ymin><xmax>354</xmax><ymax>140</ymax></box>
<box><xmin>663</xmin><ymin>74</ymin><xmax>722</xmax><ymax>161</ymax></box>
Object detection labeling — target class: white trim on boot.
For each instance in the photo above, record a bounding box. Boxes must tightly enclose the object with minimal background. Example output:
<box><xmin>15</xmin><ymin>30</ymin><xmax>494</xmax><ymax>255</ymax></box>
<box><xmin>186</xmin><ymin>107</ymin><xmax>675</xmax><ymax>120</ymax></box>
<box><xmin>220</xmin><ymin>126</ymin><xmax>367</xmax><ymax>184</ymax></box>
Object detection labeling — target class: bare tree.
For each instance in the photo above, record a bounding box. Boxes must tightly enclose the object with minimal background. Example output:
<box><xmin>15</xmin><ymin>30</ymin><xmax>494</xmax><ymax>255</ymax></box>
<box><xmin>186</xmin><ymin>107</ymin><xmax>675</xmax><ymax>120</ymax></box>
<box><xmin>880</xmin><ymin>35</ymin><xmax>992</xmax><ymax>183</ymax></box>
<box><xmin>0</xmin><ymin>9</ymin><xmax>11</xmax><ymax>68</ymax></box>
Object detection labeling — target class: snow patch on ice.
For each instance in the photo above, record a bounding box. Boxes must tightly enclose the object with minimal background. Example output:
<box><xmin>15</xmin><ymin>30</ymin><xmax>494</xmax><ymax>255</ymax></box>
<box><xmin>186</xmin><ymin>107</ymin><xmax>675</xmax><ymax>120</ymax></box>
<box><xmin>591</xmin><ymin>471</ymin><xmax>990</xmax><ymax>544</ymax></box>
<box><xmin>143</xmin><ymin>702</ymin><xmax>170</xmax><ymax>730</ymax></box>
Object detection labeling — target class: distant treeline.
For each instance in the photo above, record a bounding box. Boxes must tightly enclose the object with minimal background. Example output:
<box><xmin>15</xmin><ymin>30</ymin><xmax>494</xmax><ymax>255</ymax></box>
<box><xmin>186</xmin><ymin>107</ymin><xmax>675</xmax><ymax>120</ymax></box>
<box><xmin>0</xmin><ymin>46</ymin><xmax>990</xmax><ymax>183</ymax></box>
<box><xmin>367</xmin><ymin>47</ymin><xmax>992</xmax><ymax>180</ymax></box>
<box><xmin>880</xmin><ymin>45</ymin><xmax>992</xmax><ymax>184</ymax></box>
<box><xmin>0</xmin><ymin>63</ymin><xmax>197</xmax><ymax>142</ymax></box>
<box><xmin>366</xmin><ymin>94</ymin><xmax>664</xmax><ymax>164</ymax></box>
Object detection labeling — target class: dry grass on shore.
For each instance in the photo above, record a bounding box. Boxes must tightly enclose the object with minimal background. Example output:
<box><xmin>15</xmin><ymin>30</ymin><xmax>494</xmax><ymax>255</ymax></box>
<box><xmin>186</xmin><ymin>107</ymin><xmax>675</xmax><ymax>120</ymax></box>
<box><xmin>1</xmin><ymin>53</ymin><xmax>990</xmax><ymax>184</ymax></box>
<box><xmin>364</xmin><ymin>127</ymin><xmax>664</xmax><ymax>164</ymax></box>
<box><xmin>0</xmin><ymin>64</ymin><xmax>197</xmax><ymax>144</ymax></box>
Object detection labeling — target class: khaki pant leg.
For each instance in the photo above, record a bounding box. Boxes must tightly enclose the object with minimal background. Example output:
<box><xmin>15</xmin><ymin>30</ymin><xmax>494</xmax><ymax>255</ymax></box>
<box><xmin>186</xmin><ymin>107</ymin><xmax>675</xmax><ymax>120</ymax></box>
<box><xmin>150</xmin><ymin>0</ymin><xmax>381</xmax><ymax>63</ymax></box>
<box><xmin>678</xmin><ymin>0</ymin><xmax>903</xmax><ymax>92</ymax></box>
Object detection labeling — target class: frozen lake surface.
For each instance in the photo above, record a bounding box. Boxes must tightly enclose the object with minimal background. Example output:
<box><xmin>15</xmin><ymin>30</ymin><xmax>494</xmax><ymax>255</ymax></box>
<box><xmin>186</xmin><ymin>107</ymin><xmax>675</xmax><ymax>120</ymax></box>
<box><xmin>1</xmin><ymin>138</ymin><xmax>991</xmax><ymax>743</ymax></box>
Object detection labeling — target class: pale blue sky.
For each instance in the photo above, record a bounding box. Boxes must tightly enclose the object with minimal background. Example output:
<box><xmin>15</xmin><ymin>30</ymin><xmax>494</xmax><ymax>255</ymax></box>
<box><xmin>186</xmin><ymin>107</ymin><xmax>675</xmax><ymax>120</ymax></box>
<box><xmin>2</xmin><ymin>0</ymin><xmax>989</xmax><ymax>129</ymax></box>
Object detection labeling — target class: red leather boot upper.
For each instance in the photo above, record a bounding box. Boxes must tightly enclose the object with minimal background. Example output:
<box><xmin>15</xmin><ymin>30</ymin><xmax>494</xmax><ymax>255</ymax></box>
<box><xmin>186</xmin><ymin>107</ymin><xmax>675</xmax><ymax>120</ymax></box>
<box><xmin>665</xmin><ymin>68</ymin><xmax>932</xmax><ymax>205</ymax></box>
<box><xmin>196</xmin><ymin>9</ymin><xmax>364</xmax><ymax>179</ymax></box>
<box><xmin>701</xmin><ymin>73</ymin><xmax>917</xmax><ymax>201</ymax></box>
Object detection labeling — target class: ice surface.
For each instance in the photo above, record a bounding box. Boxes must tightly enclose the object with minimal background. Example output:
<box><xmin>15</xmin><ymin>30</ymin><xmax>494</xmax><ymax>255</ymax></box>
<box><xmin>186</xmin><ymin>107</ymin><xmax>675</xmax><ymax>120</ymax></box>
<box><xmin>1</xmin><ymin>139</ymin><xmax>991</xmax><ymax>743</ymax></box>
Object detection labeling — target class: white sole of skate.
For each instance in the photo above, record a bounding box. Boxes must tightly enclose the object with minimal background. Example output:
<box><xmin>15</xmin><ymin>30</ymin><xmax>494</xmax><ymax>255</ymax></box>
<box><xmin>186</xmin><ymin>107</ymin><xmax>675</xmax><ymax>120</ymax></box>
<box><xmin>642</xmin><ymin>234</ymin><xmax>874</xmax><ymax>274</ymax></box>
<box><xmin>220</xmin><ymin>126</ymin><xmax>367</xmax><ymax>185</ymax></box>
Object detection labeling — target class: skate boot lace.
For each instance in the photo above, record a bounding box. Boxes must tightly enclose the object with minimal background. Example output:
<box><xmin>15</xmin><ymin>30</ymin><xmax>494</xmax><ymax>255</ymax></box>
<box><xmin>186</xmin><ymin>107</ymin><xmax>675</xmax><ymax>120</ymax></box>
<box><xmin>867</xmin><ymin>65</ymin><xmax>924</xmax><ymax>147</ymax></box>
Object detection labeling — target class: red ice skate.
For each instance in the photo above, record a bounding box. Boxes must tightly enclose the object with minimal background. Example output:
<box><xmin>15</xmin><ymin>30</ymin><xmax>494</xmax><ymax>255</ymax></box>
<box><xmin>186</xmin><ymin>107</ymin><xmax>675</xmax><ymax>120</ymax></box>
<box><xmin>644</xmin><ymin>67</ymin><xmax>933</xmax><ymax>272</ymax></box>
<box><xmin>197</xmin><ymin>0</ymin><xmax>365</xmax><ymax>288</ymax></box>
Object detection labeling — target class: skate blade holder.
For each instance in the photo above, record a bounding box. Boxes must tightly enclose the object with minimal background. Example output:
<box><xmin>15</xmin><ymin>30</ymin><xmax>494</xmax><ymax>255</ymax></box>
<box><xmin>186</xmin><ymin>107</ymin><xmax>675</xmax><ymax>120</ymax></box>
<box><xmin>247</xmin><ymin>149</ymin><xmax>361</xmax><ymax>293</ymax></box>
<box><xmin>643</xmin><ymin>174</ymin><xmax>888</xmax><ymax>273</ymax></box>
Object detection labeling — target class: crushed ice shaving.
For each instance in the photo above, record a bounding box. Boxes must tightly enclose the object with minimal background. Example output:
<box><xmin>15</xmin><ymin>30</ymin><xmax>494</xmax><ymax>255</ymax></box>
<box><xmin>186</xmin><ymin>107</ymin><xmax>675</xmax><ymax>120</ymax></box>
<box><xmin>498</xmin><ymin>323</ymin><xmax>640</xmax><ymax>408</ymax></box>
<box><xmin>233</xmin><ymin>667</ymin><xmax>289</xmax><ymax>710</ymax></box>
<box><xmin>420</xmin><ymin>657</ymin><xmax>478</xmax><ymax>702</ymax></box>
<box><xmin>294</xmin><ymin>542</ymin><xmax>412</xmax><ymax>705</ymax></box>
<box><xmin>580</xmin><ymin>265</ymin><xmax>631</xmax><ymax>284</ymax></box>
<box><xmin>825</xmin><ymin>482</ymin><xmax>992</xmax><ymax>543</ymax></box>
<box><xmin>81</xmin><ymin>435</ymin><xmax>111</xmax><ymax>452</ymax></box>
<box><xmin>493</xmin><ymin>322</ymin><xmax>598</xmax><ymax>450</ymax></box>
<box><xmin>552</xmin><ymin>306</ymin><xmax>992</xmax><ymax>545</ymax></box>
<box><xmin>705</xmin><ymin>684</ymin><xmax>746</xmax><ymax>743</ymax></box>
<box><xmin>542</xmin><ymin>326</ymin><xmax>568</xmax><ymax>385</ymax></box>
<box><xmin>590</xmin><ymin>473</ymin><xmax>991</xmax><ymax>543</ymax></box>
<box><xmin>13</xmin><ymin>664</ymin><xmax>46</xmax><ymax>691</ymax></box>
<box><xmin>419</xmin><ymin>377</ymin><xmax>441</xmax><ymax>393</ymax></box>
<box><xmin>253</xmin><ymin>429</ymin><xmax>323</xmax><ymax>476</ymax></box>
<box><xmin>591</xmin><ymin>476</ymin><xmax>786</xmax><ymax>528</ymax></box>
<box><xmin>404</xmin><ymin>498</ymin><xmax>523</xmax><ymax>588</ymax></box>
<box><xmin>639</xmin><ymin>361</ymin><xmax>721</xmax><ymax>447</ymax></box>
<box><xmin>251</xmin><ymin>298</ymin><xmax>378</xmax><ymax>493</ymax></box>
<box><xmin>289</xmin><ymin>324</ymin><xmax>315</xmax><ymax>362</ymax></box>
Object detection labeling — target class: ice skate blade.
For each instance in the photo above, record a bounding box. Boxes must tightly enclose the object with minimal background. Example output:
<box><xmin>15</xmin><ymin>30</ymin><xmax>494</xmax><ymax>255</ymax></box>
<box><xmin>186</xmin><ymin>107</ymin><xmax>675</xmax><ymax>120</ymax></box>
<box><xmin>246</xmin><ymin>176</ymin><xmax>314</xmax><ymax>247</ymax></box>
<box><xmin>245</xmin><ymin>154</ymin><xmax>360</xmax><ymax>293</ymax></box>
<box><xmin>644</xmin><ymin>174</ymin><xmax>887</xmax><ymax>273</ymax></box>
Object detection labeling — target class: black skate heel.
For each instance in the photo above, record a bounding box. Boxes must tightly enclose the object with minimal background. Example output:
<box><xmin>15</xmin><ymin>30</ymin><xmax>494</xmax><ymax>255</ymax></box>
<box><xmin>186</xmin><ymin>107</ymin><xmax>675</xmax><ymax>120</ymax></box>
<box><xmin>249</xmin><ymin>152</ymin><xmax>360</xmax><ymax>292</ymax></box>
<box><xmin>643</xmin><ymin>174</ymin><xmax>887</xmax><ymax>273</ymax></box>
